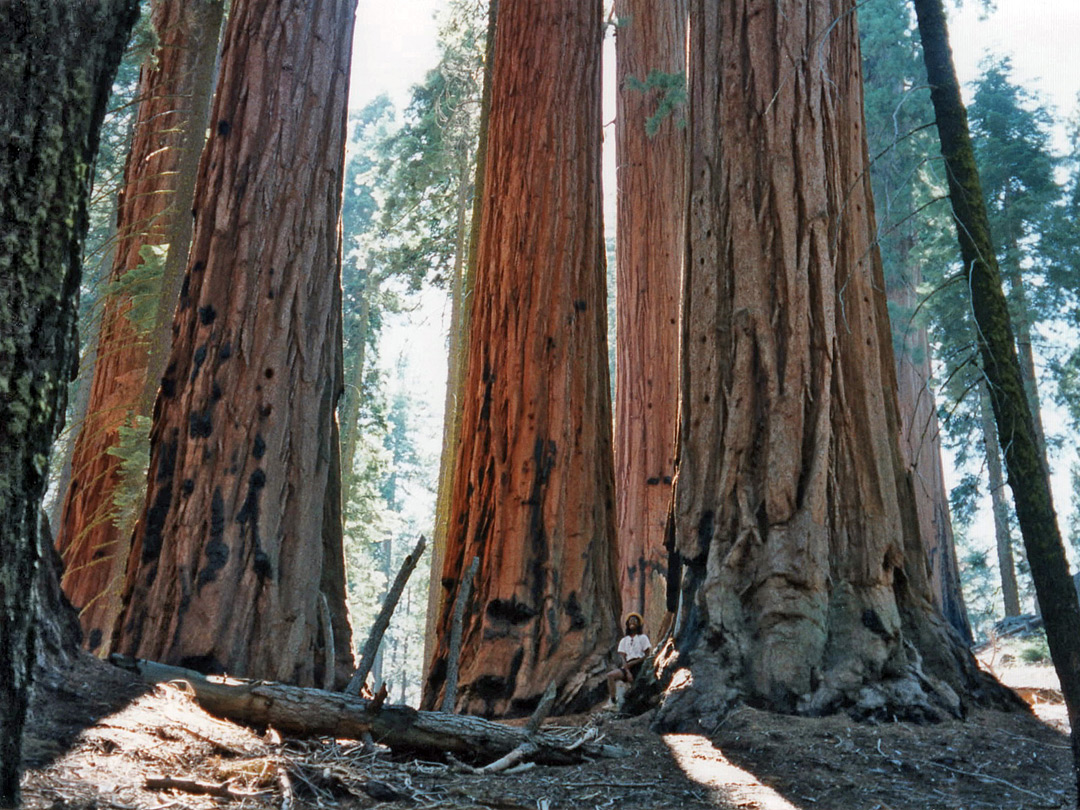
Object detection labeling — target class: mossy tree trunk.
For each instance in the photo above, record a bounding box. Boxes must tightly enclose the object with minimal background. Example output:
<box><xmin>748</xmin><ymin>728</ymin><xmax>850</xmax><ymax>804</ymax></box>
<box><xmin>55</xmin><ymin>0</ymin><xmax>226</xmax><ymax>657</ymax></box>
<box><xmin>613</xmin><ymin>0</ymin><xmax>687</xmax><ymax>641</ymax></box>
<box><xmin>0</xmin><ymin>2</ymin><xmax>139</xmax><ymax>804</ymax></box>
<box><xmin>422</xmin><ymin>0</ymin><xmax>620</xmax><ymax>718</ymax></box>
<box><xmin>657</xmin><ymin>0</ymin><xmax>1005</xmax><ymax>731</ymax></box>
<box><xmin>113</xmin><ymin>0</ymin><xmax>357</xmax><ymax>688</ymax></box>
<box><xmin>913</xmin><ymin>0</ymin><xmax>1080</xmax><ymax>788</ymax></box>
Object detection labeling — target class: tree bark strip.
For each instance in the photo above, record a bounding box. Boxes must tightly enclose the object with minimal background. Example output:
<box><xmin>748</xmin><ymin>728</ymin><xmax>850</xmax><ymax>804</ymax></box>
<box><xmin>55</xmin><ymin>0</ymin><xmax>226</xmax><ymax>657</ymax></box>
<box><xmin>613</xmin><ymin>0</ymin><xmax>687</xmax><ymax>640</ymax></box>
<box><xmin>422</xmin><ymin>0</ymin><xmax>620</xmax><ymax>718</ymax></box>
<box><xmin>0</xmin><ymin>3</ymin><xmax>139</xmax><ymax>803</ymax></box>
<box><xmin>913</xmin><ymin>0</ymin><xmax>1080</xmax><ymax>791</ymax></box>
<box><xmin>114</xmin><ymin>0</ymin><xmax>358</xmax><ymax>688</ymax></box>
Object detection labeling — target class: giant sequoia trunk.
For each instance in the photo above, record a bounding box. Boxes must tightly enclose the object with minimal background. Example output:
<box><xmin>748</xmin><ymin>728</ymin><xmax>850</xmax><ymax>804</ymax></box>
<box><xmin>422</xmin><ymin>0</ymin><xmax>621</xmax><ymax>718</ymax></box>
<box><xmin>113</xmin><ymin>0</ymin><xmax>357</xmax><ymax>688</ymax></box>
<box><xmin>0</xmin><ymin>3</ymin><xmax>139</xmax><ymax>804</ymax></box>
<box><xmin>613</xmin><ymin>0</ymin><xmax>687</xmax><ymax>640</ymax></box>
<box><xmin>657</xmin><ymin>0</ymin><xmax>1003</xmax><ymax>729</ymax></box>
<box><xmin>889</xmin><ymin>264</ymin><xmax>972</xmax><ymax>641</ymax></box>
<box><xmin>55</xmin><ymin>0</ymin><xmax>225</xmax><ymax>656</ymax></box>
<box><xmin>913</xmin><ymin>1</ymin><xmax>1080</xmax><ymax>785</ymax></box>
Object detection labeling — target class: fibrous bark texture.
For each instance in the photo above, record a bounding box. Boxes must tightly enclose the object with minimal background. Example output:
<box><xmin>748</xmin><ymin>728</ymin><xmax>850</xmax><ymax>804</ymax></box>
<box><xmin>422</xmin><ymin>0</ymin><xmax>621</xmax><ymax>718</ymax></box>
<box><xmin>913</xmin><ymin>2</ymin><xmax>1080</xmax><ymax>785</ymax></box>
<box><xmin>113</xmin><ymin>0</ymin><xmax>357</xmax><ymax>688</ymax></box>
<box><xmin>889</xmin><ymin>271</ymin><xmax>971</xmax><ymax>641</ymax></box>
<box><xmin>56</xmin><ymin>0</ymin><xmax>225</xmax><ymax>657</ymax></box>
<box><xmin>613</xmin><ymin>0</ymin><xmax>687</xmax><ymax>639</ymax></box>
<box><xmin>0</xmin><ymin>3</ymin><xmax>139</xmax><ymax>804</ymax></box>
<box><xmin>659</xmin><ymin>0</ymin><xmax>1004</xmax><ymax>730</ymax></box>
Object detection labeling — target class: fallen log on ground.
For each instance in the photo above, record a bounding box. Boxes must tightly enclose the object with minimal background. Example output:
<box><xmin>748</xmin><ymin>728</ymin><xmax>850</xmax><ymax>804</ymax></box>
<box><xmin>111</xmin><ymin>656</ymin><xmax>627</xmax><ymax>766</ymax></box>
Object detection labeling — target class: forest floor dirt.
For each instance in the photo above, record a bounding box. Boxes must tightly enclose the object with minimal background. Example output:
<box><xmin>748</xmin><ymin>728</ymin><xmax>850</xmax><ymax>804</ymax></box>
<box><xmin>20</xmin><ymin>639</ymin><xmax>1072</xmax><ymax>810</ymax></box>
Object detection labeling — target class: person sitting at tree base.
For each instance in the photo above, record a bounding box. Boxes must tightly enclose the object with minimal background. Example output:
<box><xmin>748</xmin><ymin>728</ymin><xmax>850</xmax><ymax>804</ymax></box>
<box><xmin>604</xmin><ymin>612</ymin><xmax>650</xmax><ymax>709</ymax></box>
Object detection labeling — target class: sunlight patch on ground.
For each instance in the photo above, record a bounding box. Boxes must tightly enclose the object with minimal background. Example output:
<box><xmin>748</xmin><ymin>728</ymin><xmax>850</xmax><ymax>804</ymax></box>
<box><xmin>663</xmin><ymin>733</ymin><xmax>805</xmax><ymax>810</ymax></box>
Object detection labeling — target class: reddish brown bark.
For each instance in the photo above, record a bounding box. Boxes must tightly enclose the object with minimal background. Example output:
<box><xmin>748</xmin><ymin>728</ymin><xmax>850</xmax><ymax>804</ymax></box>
<box><xmin>613</xmin><ymin>0</ymin><xmax>687</xmax><ymax>640</ymax></box>
<box><xmin>889</xmin><ymin>266</ymin><xmax>971</xmax><ymax>641</ymax></box>
<box><xmin>657</xmin><ymin>0</ymin><xmax>1003</xmax><ymax>728</ymax></box>
<box><xmin>422</xmin><ymin>0</ymin><xmax>620</xmax><ymax>718</ymax></box>
<box><xmin>113</xmin><ymin>0</ymin><xmax>357</xmax><ymax>688</ymax></box>
<box><xmin>55</xmin><ymin>0</ymin><xmax>225</xmax><ymax>655</ymax></box>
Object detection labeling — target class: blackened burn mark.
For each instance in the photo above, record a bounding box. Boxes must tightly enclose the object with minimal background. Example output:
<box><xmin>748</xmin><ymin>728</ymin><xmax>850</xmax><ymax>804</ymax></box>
<box><xmin>198</xmin><ymin>305</ymin><xmax>216</xmax><ymax>325</ymax></box>
<box><xmin>486</xmin><ymin>596</ymin><xmax>538</xmax><ymax>625</ymax></box>
<box><xmin>646</xmin><ymin>476</ymin><xmax>661</xmax><ymax>486</ymax></box>
<box><xmin>211</xmin><ymin>380</ymin><xmax>222</xmax><ymax>401</ymax></box>
<box><xmin>862</xmin><ymin>608</ymin><xmax>890</xmax><ymax>639</ymax></box>
<box><xmin>141</xmin><ymin>432</ymin><xmax>179</xmax><ymax>566</ymax></box>
<box><xmin>526</xmin><ymin>438</ymin><xmax>556</xmax><ymax>613</ymax></box>
<box><xmin>259</xmin><ymin>404</ymin><xmax>272</xmax><ymax>420</ymax></box>
<box><xmin>191</xmin><ymin>343</ymin><xmax>208</xmax><ymax>380</ymax></box>
<box><xmin>217</xmin><ymin>119</ymin><xmax>230</xmax><ymax>136</ymax></box>
<box><xmin>197</xmin><ymin>487</ymin><xmax>229</xmax><ymax>592</ymax></box>
<box><xmin>181</xmin><ymin>478</ymin><xmax>194</xmax><ymax>495</ymax></box>
<box><xmin>573</xmin><ymin>299</ymin><xmax>587</xmax><ymax>311</ymax></box>
<box><xmin>218</xmin><ymin>340</ymin><xmax>232</xmax><ymax>361</ymax></box>
<box><xmin>87</xmin><ymin>629</ymin><xmax>102</xmax><ymax>652</ymax></box>
<box><xmin>189</xmin><ymin>408</ymin><xmax>212</xmax><ymax>438</ymax></box>
<box><xmin>565</xmin><ymin>591</ymin><xmax>586</xmax><ymax>630</ymax></box>
<box><xmin>697</xmin><ymin>509</ymin><xmax>715</xmax><ymax>550</ymax></box>
<box><xmin>253</xmin><ymin>550</ymin><xmax>272</xmax><ymax>583</ymax></box>
<box><xmin>179</xmin><ymin>273</ymin><xmax>191</xmax><ymax>307</ymax></box>
<box><xmin>472</xmin><ymin>647</ymin><xmax>525</xmax><ymax>716</ymax></box>
<box><xmin>179</xmin><ymin>655</ymin><xmax>225</xmax><ymax>676</ymax></box>
<box><xmin>478</xmin><ymin>362</ymin><xmax>493</xmax><ymax>423</ymax></box>
<box><xmin>252</xmin><ymin>434</ymin><xmax>266</xmax><ymax>459</ymax></box>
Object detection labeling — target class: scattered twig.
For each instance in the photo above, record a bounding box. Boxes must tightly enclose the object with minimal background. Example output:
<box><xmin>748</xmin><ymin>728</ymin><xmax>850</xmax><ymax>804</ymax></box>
<box><xmin>276</xmin><ymin>764</ymin><xmax>294</xmax><ymax>810</ymax></box>
<box><xmin>144</xmin><ymin>775</ymin><xmax>262</xmax><ymax>799</ymax></box>
<box><xmin>442</xmin><ymin>555</ymin><xmax>479</xmax><ymax>713</ymax></box>
<box><xmin>346</xmin><ymin>535</ymin><xmax>427</xmax><ymax>696</ymax></box>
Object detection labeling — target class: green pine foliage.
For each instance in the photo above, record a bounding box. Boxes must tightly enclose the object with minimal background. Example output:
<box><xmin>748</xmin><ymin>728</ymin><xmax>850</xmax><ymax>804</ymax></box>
<box><xmin>624</xmin><ymin>69</ymin><xmax>686</xmax><ymax>135</ymax></box>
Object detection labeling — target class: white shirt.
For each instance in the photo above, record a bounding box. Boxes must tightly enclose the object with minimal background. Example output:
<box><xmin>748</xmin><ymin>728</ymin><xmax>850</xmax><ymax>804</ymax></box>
<box><xmin>617</xmin><ymin>633</ymin><xmax>651</xmax><ymax>662</ymax></box>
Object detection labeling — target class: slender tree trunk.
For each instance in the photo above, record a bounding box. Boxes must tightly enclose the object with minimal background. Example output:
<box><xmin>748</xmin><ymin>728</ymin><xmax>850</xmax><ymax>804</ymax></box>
<box><xmin>888</xmin><ymin>250</ymin><xmax>971</xmax><ymax>641</ymax></box>
<box><xmin>613</xmin><ymin>0</ymin><xmax>687</xmax><ymax>640</ymax></box>
<box><xmin>426</xmin><ymin>145</ymin><xmax>477</xmax><ymax>673</ymax></box>
<box><xmin>657</xmin><ymin>0</ymin><xmax>1006</xmax><ymax>731</ymax></box>
<box><xmin>54</xmin><ymin>0</ymin><xmax>225</xmax><ymax>655</ymax></box>
<box><xmin>980</xmin><ymin>384</ymin><xmax>1023</xmax><ymax>618</ymax></box>
<box><xmin>424</xmin><ymin>0</ymin><xmax>496</xmax><ymax>681</ymax></box>
<box><xmin>1003</xmin><ymin>254</ymin><xmax>1048</xmax><ymax>456</ymax></box>
<box><xmin>113</xmin><ymin>0</ymin><xmax>357</xmax><ymax>688</ymax></box>
<box><xmin>339</xmin><ymin>265</ymin><xmax>373</xmax><ymax>488</ymax></box>
<box><xmin>0</xmin><ymin>3</ymin><xmax>139</xmax><ymax>804</ymax></box>
<box><xmin>422</xmin><ymin>0</ymin><xmax>620</xmax><ymax>718</ymax></box>
<box><xmin>913</xmin><ymin>0</ymin><xmax>1080</xmax><ymax>791</ymax></box>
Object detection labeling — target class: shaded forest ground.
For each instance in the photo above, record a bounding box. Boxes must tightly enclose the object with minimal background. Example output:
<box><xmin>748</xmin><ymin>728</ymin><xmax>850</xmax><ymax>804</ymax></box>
<box><xmin>20</xmin><ymin>640</ymin><xmax>1071</xmax><ymax>810</ymax></box>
